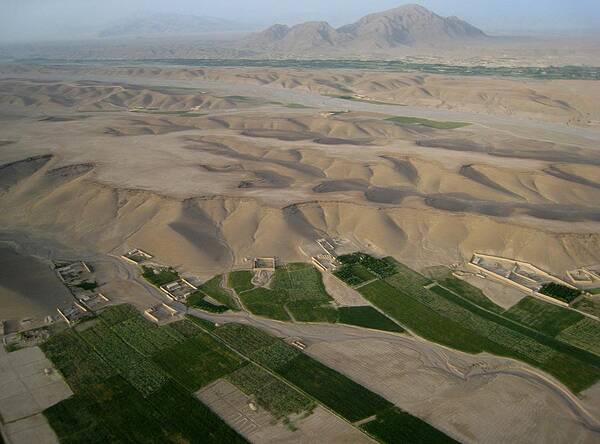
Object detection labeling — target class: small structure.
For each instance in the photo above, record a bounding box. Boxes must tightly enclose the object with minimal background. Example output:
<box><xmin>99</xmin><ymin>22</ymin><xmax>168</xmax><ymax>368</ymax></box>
<box><xmin>312</xmin><ymin>254</ymin><xmax>339</xmax><ymax>273</ymax></box>
<box><xmin>122</xmin><ymin>249</ymin><xmax>153</xmax><ymax>264</ymax></box>
<box><xmin>160</xmin><ymin>279</ymin><xmax>197</xmax><ymax>302</ymax></box>
<box><xmin>469</xmin><ymin>253</ymin><xmax>579</xmax><ymax>307</ymax></box>
<box><xmin>55</xmin><ymin>261</ymin><xmax>91</xmax><ymax>284</ymax></box>
<box><xmin>253</xmin><ymin>257</ymin><xmax>276</xmax><ymax>272</ymax></box>
<box><xmin>77</xmin><ymin>293</ymin><xmax>110</xmax><ymax>310</ymax></box>
<box><xmin>144</xmin><ymin>304</ymin><xmax>179</xmax><ymax>323</ymax></box>
<box><xmin>57</xmin><ymin>302</ymin><xmax>89</xmax><ymax>325</ymax></box>
<box><xmin>317</xmin><ymin>238</ymin><xmax>336</xmax><ymax>256</ymax></box>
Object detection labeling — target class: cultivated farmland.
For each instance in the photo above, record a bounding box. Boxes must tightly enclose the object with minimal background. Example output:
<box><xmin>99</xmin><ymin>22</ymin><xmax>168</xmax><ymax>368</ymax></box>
<box><xmin>42</xmin><ymin>306</ymin><xmax>247</xmax><ymax>443</ymax></box>
<box><xmin>353</xmin><ymin>254</ymin><xmax>600</xmax><ymax>392</ymax></box>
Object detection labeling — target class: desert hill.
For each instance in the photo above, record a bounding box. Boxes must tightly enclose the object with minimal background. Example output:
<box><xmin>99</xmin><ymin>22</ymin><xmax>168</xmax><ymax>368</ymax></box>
<box><xmin>248</xmin><ymin>4</ymin><xmax>487</xmax><ymax>52</ymax></box>
<box><xmin>98</xmin><ymin>12</ymin><xmax>243</xmax><ymax>38</ymax></box>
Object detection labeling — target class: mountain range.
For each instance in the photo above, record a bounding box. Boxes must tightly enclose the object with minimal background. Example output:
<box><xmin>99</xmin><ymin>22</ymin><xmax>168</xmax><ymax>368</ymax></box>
<box><xmin>98</xmin><ymin>13</ymin><xmax>244</xmax><ymax>38</ymax></box>
<box><xmin>247</xmin><ymin>4</ymin><xmax>487</xmax><ymax>52</ymax></box>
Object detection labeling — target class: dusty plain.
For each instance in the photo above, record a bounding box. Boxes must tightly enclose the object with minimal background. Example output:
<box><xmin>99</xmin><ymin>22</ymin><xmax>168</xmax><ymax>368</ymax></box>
<box><xmin>1</xmin><ymin>60</ymin><xmax>600</xmax><ymax>443</ymax></box>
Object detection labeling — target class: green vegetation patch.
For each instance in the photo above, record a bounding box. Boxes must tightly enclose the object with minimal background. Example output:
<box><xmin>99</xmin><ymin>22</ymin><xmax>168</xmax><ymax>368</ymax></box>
<box><xmin>361</xmin><ymin>407</ymin><xmax>458</xmax><ymax>444</ymax></box>
<box><xmin>334</xmin><ymin>264</ymin><xmax>376</xmax><ymax>286</ymax></box>
<box><xmin>573</xmin><ymin>296</ymin><xmax>600</xmax><ymax>317</ymax></box>
<box><xmin>557</xmin><ymin>318</ymin><xmax>600</xmax><ymax>356</ymax></box>
<box><xmin>438</xmin><ymin>275</ymin><xmax>505</xmax><ymax>314</ymax></box>
<box><xmin>111</xmin><ymin>316</ymin><xmax>184</xmax><ymax>356</ymax></box>
<box><xmin>239</xmin><ymin>264</ymin><xmax>337</xmax><ymax>322</ymax></box>
<box><xmin>153</xmin><ymin>334</ymin><xmax>245</xmax><ymax>391</ymax></box>
<box><xmin>539</xmin><ymin>283</ymin><xmax>582</xmax><ymax>304</ymax></box>
<box><xmin>228</xmin><ymin>270</ymin><xmax>255</xmax><ymax>294</ymax></box>
<box><xmin>141</xmin><ymin>265</ymin><xmax>180</xmax><ymax>287</ymax></box>
<box><xmin>386</xmin><ymin>116</ymin><xmax>470</xmax><ymax>130</ymax></box>
<box><xmin>214</xmin><ymin>323</ymin><xmax>277</xmax><ymax>354</ymax></box>
<box><xmin>338</xmin><ymin>253</ymin><xmax>398</xmax><ymax>279</ymax></box>
<box><xmin>42</xmin><ymin>305</ymin><xmax>248</xmax><ymax>443</ymax></box>
<box><xmin>505</xmin><ymin>297</ymin><xmax>583</xmax><ymax>336</ymax></box>
<box><xmin>75</xmin><ymin>281</ymin><xmax>98</xmax><ymax>291</ymax></box>
<box><xmin>227</xmin><ymin>364</ymin><xmax>315</xmax><ymax>420</ymax></box>
<box><xmin>187</xmin><ymin>291</ymin><xmax>230</xmax><ymax>313</ymax></box>
<box><xmin>79</xmin><ymin>322</ymin><xmax>169</xmax><ymax>396</ymax></box>
<box><xmin>199</xmin><ymin>274</ymin><xmax>239</xmax><ymax>310</ymax></box>
<box><xmin>250</xmin><ymin>340</ymin><xmax>300</xmax><ymax>371</ymax></box>
<box><xmin>41</xmin><ymin>329</ymin><xmax>115</xmax><ymax>392</ymax></box>
<box><xmin>338</xmin><ymin>306</ymin><xmax>403</xmax><ymax>333</ymax></box>
<box><xmin>278</xmin><ymin>353</ymin><xmax>392</xmax><ymax>422</ymax></box>
<box><xmin>353</xmin><ymin>255</ymin><xmax>600</xmax><ymax>392</ymax></box>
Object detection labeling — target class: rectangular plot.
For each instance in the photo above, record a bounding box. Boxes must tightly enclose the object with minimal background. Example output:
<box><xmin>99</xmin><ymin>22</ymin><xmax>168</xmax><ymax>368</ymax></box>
<box><xmin>153</xmin><ymin>334</ymin><xmax>245</xmax><ymax>391</ymax></box>
<box><xmin>505</xmin><ymin>297</ymin><xmax>583</xmax><ymax>336</ymax></box>
<box><xmin>558</xmin><ymin>318</ymin><xmax>600</xmax><ymax>356</ymax></box>
<box><xmin>279</xmin><ymin>354</ymin><xmax>392</xmax><ymax>422</ymax></box>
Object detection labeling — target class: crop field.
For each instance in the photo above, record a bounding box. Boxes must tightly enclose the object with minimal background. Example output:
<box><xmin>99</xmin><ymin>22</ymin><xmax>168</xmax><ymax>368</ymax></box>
<box><xmin>278</xmin><ymin>353</ymin><xmax>393</xmax><ymax>422</ymax></box>
<box><xmin>238</xmin><ymin>264</ymin><xmax>338</xmax><ymax>322</ymax></box>
<box><xmin>199</xmin><ymin>274</ymin><xmax>239</xmax><ymax>310</ymax></box>
<box><xmin>214</xmin><ymin>323</ymin><xmax>277</xmax><ymax>353</ymax></box>
<box><xmin>42</xmin><ymin>306</ymin><xmax>247</xmax><ymax>443</ymax></box>
<box><xmin>334</xmin><ymin>264</ymin><xmax>376</xmax><ymax>286</ymax></box>
<box><xmin>250</xmin><ymin>341</ymin><xmax>300</xmax><ymax>371</ymax></box>
<box><xmin>361</xmin><ymin>407</ymin><xmax>458</xmax><ymax>444</ymax></box>
<box><xmin>152</xmin><ymin>334</ymin><xmax>245</xmax><ymax>391</ymax></box>
<box><xmin>228</xmin><ymin>270</ymin><xmax>255</xmax><ymax>294</ymax></box>
<box><xmin>79</xmin><ymin>322</ymin><xmax>169</xmax><ymax>396</ymax></box>
<box><xmin>438</xmin><ymin>276</ymin><xmax>505</xmax><ymax>314</ymax></box>
<box><xmin>573</xmin><ymin>296</ymin><xmax>600</xmax><ymax>317</ymax></box>
<box><xmin>209</xmin><ymin>322</ymin><xmax>456</xmax><ymax>442</ymax></box>
<box><xmin>187</xmin><ymin>291</ymin><xmax>230</xmax><ymax>313</ymax></box>
<box><xmin>98</xmin><ymin>303</ymin><xmax>138</xmax><ymax>326</ymax></box>
<box><xmin>41</xmin><ymin>329</ymin><xmax>115</xmax><ymax>392</ymax></box>
<box><xmin>558</xmin><ymin>318</ymin><xmax>600</xmax><ymax>356</ymax></box>
<box><xmin>540</xmin><ymin>283</ymin><xmax>582</xmax><ymax>304</ymax></box>
<box><xmin>352</xmin><ymin>255</ymin><xmax>600</xmax><ymax>392</ymax></box>
<box><xmin>141</xmin><ymin>265</ymin><xmax>180</xmax><ymax>287</ymax></box>
<box><xmin>504</xmin><ymin>297</ymin><xmax>584</xmax><ymax>336</ymax></box>
<box><xmin>338</xmin><ymin>253</ymin><xmax>398</xmax><ymax>279</ymax></box>
<box><xmin>227</xmin><ymin>364</ymin><xmax>315</xmax><ymax>420</ymax></box>
<box><xmin>386</xmin><ymin>116</ymin><xmax>469</xmax><ymax>129</ymax></box>
<box><xmin>111</xmin><ymin>316</ymin><xmax>185</xmax><ymax>355</ymax></box>
<box><xmin>338</xmin><ymin>306</ymin><xmax>404</xmax><ymax>333</ymax></box>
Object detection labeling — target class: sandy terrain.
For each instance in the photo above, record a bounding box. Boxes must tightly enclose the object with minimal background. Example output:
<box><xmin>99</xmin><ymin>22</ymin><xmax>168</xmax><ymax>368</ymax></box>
<box><xmin>1</xmin><ymin>63</ymin><xmax>599</xmax><ymax>442</ymax></box>
<box><xmin>306</xmin><ymin>338</ymin><xmax>600</xmax><ymax>444</ymax></box>
<box><xmin>0</xmin><ymin>243</ymin><xmax>72</xmax><ymax>320</ymax></box>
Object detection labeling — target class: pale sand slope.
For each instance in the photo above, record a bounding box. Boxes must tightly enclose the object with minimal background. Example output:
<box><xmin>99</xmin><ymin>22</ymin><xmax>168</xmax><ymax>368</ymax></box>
<box><xmin>2</xmin><ymin>65</ymin><xmax>599</xmax><ymax>127</ymax></box>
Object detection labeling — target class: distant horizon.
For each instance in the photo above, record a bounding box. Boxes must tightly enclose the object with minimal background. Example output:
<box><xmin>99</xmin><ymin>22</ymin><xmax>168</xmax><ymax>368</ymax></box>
<box><xmin>2</xmin><ymin>1</ymin><xmax>600</xmax><ymax>43</ymax></box>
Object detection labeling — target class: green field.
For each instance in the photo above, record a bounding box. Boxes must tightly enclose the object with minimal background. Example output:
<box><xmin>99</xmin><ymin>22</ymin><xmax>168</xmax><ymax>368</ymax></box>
<box><xmin>227</xmin><ymin>364</ymin><xmax>315</xmax><ymax>420</ymax></box>
<box><xmin>437</xmin><ymin>275</ymin><xmax>505</xmax><ymax>314</ymax></box>
<box><xmin>141</xmin><ymin>265</ymin><xmax>180</xmax><ymax>287</ymax></box>
<box><xmin>213</xmin><ymin>323</ymin><xmax>455</xmax><ymax>441</ymax></box>
<box><xmin>539</xmin><ymin>283</ymin><xmax>582</xmax><ymax>304</ymax></box>
<box><xmin>153</xmin><ymin>334</ymin><xmax>245</xmax><ymax>391</ymax></box>
<box><xmin>338</xmin><ymin>306</ymin><xmax>403</xmax><ymax>333</ymax></box>
<box><xmin>187</xmin><ymin>291</ymin><xmax>230</xmax><ymax>313</ymax></box>
<box><xmin>352</xmin><ymin>255</ymin><xmax>600</xmax><ymax>392</ymax></box>
<box><xmin>504</xmin><ymin>297</ymin><xmax>583</xmax><ymax>336</ymax></box>
<box><xmin>228</xmin><ymin>270</ymin><xmax>255</xmax><ymax>294</ymax></box>
<box><xmin>334</xmin><ymin>264</ymin><xmax>376</xmax><ymax>286</ymax></box>
<box><xmin>573</xmin><ymin>296</ymin><xmax>600</xmax><ymax>317</ymax></box>
<box><xmin>198</xmin><ymin>274</ymin><xmax>239</xmax><ymax>310</ymax></box>
<box><xmin>385</xmin><ymin>116</ymin><xmax>470</xmax><ymax>129</ymax></box>
<box><xmin>361</xmin><ymin>407</ymin><xmax>458</xmax><ymax>444</ymax></box>
<box><xmin>42</xmin><ymin>307</ymin><xmax>247</xmax><ymax>443</ymax></box>
<box><xmin>557</xmin><ymin>318</ymin><xmax>600</xmax><ymax>356</ymax></box>
<box><xmin>238</xmin><ymin>264</ymin><xmax>338</xmax><ymax>322</ymax></box>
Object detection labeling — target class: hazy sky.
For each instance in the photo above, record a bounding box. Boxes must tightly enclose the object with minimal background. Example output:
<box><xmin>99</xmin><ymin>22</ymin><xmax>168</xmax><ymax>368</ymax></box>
<box><xmin>2</xmin><ymin>0</ymin><xmax>600</xmax><ymax>42</ymax></box>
